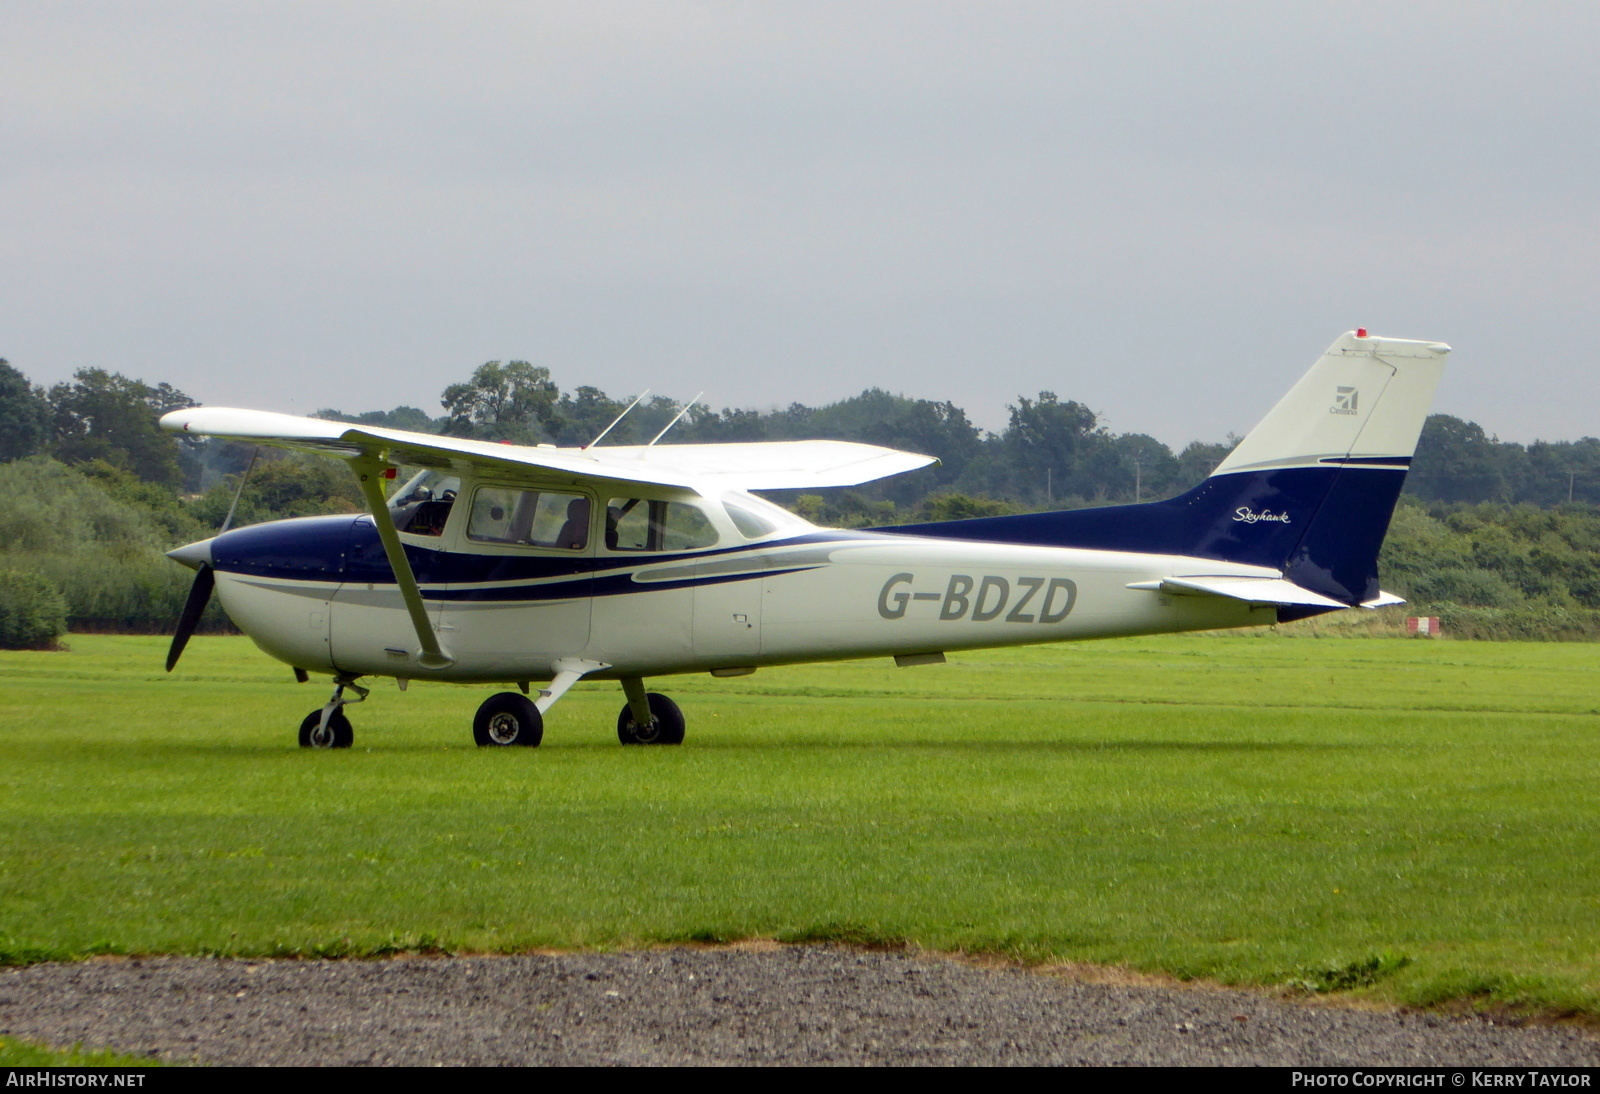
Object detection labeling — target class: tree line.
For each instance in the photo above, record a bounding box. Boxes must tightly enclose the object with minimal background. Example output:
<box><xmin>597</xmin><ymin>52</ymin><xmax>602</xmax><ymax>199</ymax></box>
<box><xmin>315</xmin><ymin>358</ymin><xmax>1230</xmax><ymax>511</ymax></box>
<box><xmin>5</xmin><ymin>356</ymin><xmax>1597</xmax><ymax>514</ymax></box>
<box><xmin>1</xmin><ymin>356</ymin><xmax>1597</xmax><ymax>643</ymax></box>
<box><xmin>307</xmin><ymin>360</ymin><xmax>1600</xmax><ymax>514</ymax></box>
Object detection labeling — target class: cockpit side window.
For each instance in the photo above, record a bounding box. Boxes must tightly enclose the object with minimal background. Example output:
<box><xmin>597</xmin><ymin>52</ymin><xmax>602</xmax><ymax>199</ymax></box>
<box><xmin>604</xmin><ymin>497</ymin><xmax>719</xmax><ymax>552</ymax></box>
<box><xmin>468</xmin><ymin>487</ymin><xmax>590</xmax><ymax>550</ymax></box>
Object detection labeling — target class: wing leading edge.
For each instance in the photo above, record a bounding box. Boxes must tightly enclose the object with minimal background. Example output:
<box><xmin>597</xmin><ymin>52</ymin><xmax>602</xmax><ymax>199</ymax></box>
<box><xmin>160</xmin><ymin>407</ymin><xmax>937</xmax><ymax>492</ymax></box>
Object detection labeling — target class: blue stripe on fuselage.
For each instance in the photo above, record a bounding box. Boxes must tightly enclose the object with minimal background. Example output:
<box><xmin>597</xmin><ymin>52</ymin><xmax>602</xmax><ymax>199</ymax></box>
<box><xmin>209</xmin><ymin>515</ymin><xmax>868</xmax><ymax>600</ymax></box>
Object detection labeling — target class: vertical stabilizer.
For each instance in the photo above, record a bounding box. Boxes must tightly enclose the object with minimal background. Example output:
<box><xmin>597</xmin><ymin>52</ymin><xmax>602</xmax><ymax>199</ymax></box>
<box><xmin>885</xmin><ymin>331</ymin><xmax>1449</xmax><ymax>607</ymax></box>
<box><xmin>1212</xmin><ymin>331</ymin><xmax>1452</xmax><ymax>477</ymax></box>
<box><xmin>1213</xmin><ymin>331</ymin><xmax>1450</xmax><ymax>606</ymax></box>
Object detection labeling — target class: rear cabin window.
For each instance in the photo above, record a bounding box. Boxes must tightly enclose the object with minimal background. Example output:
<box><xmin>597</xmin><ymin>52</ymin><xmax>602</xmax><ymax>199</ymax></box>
<box><xmin>723</xmin><ymin>498</ymin><xmax>780</xmax><ymax>539</ymax></box>
<box><xmin>468</xmin><ymin>487</ymin><xmax>591</xmax><ymax>550</ymax></box>
<box><xmin>604</xmin><ymin>498</ymin><xmax>719</xmax><ymax>552</ymax></box>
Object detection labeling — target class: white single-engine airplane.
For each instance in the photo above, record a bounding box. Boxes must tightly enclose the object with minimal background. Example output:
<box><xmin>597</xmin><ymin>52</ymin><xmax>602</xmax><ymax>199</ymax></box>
<box><xmin>160</xmin><ymin>330</ymin><xmax>1448</xmax><ymax>749</ymax></box>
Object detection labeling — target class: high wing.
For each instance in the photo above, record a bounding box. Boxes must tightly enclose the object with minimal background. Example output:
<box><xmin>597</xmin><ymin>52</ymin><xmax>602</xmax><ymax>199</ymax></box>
<box><xmin>159</xmin><ymin>407</ymin><xmax>937</xmax><ymax>491</ymax></box>
<box><xmin>161</xmin><ymin>405</ymin><xmax>936</xmax><ymax>672</ymax></box>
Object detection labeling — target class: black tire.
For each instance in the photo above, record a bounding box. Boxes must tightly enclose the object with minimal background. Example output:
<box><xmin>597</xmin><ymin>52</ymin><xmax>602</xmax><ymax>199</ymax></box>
<box><xmin>617</xmin><ymin>692</ymin><xmax>685</xmax><ymax>745</ymax></box>
<box><xmin>298</xmin><ymin>708</ymin><xmax>353</xmax><ymax>749</ymax></box>
<box><xmin>473</xmin><ymin>692</ymin><xmax>544</xmax><ymax>747</ymax></box>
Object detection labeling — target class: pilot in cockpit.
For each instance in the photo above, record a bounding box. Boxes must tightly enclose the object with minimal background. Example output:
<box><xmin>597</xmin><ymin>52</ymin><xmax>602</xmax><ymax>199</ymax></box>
<box><xmin>390</xmin><ymin>471</ymin><xmax>459</xmax><ymax>537</ymax></box>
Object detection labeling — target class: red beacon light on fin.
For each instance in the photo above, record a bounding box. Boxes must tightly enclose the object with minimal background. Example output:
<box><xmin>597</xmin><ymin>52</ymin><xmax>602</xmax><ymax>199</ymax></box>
<box><xmin>1356</xmin><ymin>328</ymin><xmax>1369</xmax><ymax>339</ymax></box>
<box><xmin>382</xmin><ymin>467</ymin><xmax>397</xmax><ymax>480</ymax></box>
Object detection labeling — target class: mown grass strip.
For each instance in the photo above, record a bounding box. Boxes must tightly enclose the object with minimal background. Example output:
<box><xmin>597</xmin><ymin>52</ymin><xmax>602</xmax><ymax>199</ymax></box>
<box><xmin>0</xmin><ymin>1035</ymin><xmax>171</xmax><ymax>1066</ymax></box>
<box><xmin>2</xmin><ymin>634</ymin><xmax>1598</xmax><ymax>1019</ymax></box>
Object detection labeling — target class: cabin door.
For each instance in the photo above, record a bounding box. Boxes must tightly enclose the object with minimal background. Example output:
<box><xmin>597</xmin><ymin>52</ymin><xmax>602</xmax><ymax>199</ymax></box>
<box><xmin>437</xmin><ymin>483</ymin><xmax>594</xmax><ymax>678</ymax></box>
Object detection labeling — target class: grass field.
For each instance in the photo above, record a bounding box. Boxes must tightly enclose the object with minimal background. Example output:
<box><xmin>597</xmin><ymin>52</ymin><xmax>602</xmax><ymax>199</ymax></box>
<box><xmin>2</xmin><ymin>633</ymin><xmax>1598</xmax><ymax>1017</ymax></box>
<box><xmin>0</xmin><ymin>1035</ymin><xmax>165</xmax><ymax>1067</ymax></box>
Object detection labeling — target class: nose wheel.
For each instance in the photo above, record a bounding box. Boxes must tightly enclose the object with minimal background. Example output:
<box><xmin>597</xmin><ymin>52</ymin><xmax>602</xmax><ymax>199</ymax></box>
<box><xmin>298</xmin><ymin>675</ymin><xmax>366</xmax><ymax>749</ymax></box>
<box><xmin>298</xmin><ymin>708</ymin><xmax>353</xmax><ymax>748</ymax></box>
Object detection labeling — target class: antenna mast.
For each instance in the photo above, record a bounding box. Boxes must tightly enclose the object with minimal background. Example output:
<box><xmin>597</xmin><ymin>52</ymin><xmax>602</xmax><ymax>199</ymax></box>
<box><xmin>583</xmin><ymin>389</ymin><xmax>650</xmax><ymax>449</ymax></box>
<box><xmin>645</xmin><ymin>392</ymin><xmax>703</xmax><ymax>447</ymax></box>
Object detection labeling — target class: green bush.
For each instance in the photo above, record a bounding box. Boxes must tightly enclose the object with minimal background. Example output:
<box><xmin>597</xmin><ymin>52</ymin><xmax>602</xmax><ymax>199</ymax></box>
<box><xmin>6</xmin><ymin>548</ymin><xmax>209</xmax><ymax>633</ymax></box>
<box><xmin>1406</xmin><ymin>566</ymin><xmax>1523</xmax><ymax>608</ymax></box>
<box><xmin>0</xmin><ymin>456</ymin><xmax>227</xmax><ymax>633</ymax></box>
<box><xmin>0</xmin><ymin>569</ymin><xmax>67</xmax><ymax>649</ymax></box>
<box><xmin>1433</xmin><ymin>604</ymin><xmax>1600</xmax><ymax>642</ymax></box>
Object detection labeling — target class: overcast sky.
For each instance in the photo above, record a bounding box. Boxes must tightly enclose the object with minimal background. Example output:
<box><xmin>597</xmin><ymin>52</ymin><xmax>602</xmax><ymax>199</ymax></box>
<box><xmin>1</xmin><ymin>2</ymin><xmax>1595</xmax><ymax>446</ymax></box>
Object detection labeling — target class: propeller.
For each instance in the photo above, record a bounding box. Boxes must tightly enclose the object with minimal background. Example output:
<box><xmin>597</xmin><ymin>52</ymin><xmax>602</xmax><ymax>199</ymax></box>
<box><xmin>166</xmin><ymin>563</ymin><xmax>215</xmax><ymax>672</ymax></box>
<box><xmin>165</xmin><ymin>447</ymin><xmax>253</xmax><ymax>672</ymax></box>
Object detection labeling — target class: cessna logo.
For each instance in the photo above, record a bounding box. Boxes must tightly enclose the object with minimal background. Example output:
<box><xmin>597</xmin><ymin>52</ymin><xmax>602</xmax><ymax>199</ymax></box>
<box><xmin>877</xmin><ymin>573</ymin><xmax>1077</xmax><ymax>624</ymax></box>
<box><xmin>1233</xmin><ymin>507</ymin><xmax>1291</xmax><ymax>524</ymax></box>
<box><xmin>1331</xmin><ymin>386</ymin><xmax>1359</xmax><ymax>415</ymax></box>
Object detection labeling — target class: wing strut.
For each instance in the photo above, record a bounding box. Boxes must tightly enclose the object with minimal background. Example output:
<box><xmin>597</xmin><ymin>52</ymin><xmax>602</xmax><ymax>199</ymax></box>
<box><xmin>352</xmin><ymin>457</ymin><xmax>454</xmax><ymax>669</ymax></box>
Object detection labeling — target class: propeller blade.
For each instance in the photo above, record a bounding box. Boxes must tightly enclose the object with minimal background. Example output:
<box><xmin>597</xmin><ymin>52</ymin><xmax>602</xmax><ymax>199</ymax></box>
<box><xmin>166</xmin><ymin>564</ymin><xmax>215</xmax><ymax>672</ymax></box>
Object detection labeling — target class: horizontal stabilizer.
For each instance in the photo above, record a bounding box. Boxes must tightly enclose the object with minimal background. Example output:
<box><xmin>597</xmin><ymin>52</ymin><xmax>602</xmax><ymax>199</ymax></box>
<box><xmin>160</xmin><ymin>408</ymin><xmax>936</xmax><ymax>492</ymax></box>
<box><xmin>1361</xmin><ymin>591</ymin><xmax>1406</xmax><ymax>609</ymax></box>
<box><xmin>1126</xmin><ymin>575</ymin><xmax>1349</xmax><ymax>609</ymax></box>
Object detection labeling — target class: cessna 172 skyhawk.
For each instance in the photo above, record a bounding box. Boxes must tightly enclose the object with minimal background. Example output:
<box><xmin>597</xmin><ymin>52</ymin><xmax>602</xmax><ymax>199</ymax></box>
<box><xmin>160</xmin><ymin>330</ymin><xmax>1448</xmax><ymax>749</ymax></box>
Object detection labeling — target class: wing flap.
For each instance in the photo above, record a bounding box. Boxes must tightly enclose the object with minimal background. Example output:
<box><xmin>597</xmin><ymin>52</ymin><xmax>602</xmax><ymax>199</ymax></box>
<box><xmin>161</xmin><ymin>408</ymin><xmax>935</xmax><ymax>491</ymax></box>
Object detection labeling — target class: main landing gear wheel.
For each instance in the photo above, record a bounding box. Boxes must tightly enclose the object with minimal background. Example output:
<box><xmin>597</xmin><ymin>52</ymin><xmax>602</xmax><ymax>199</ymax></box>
<box><xmin>617</xmin><ymin>692</ymin><xmax>685</xmax><ymax>745</ymax></box>
<box><xmin>473</xmin><ymin>692</ymin><xmax>544</xmax><ymax>747</ymax></box>
<box><xmin>298</xmin><ymin>709</ymin><xmax>353</xmax><ymax>749</ymax></box>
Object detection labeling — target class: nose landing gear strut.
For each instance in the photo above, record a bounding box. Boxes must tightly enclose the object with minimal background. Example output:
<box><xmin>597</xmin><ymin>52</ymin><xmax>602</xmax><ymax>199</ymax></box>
<box><xmin>298</xmin><ymin>675</ymin><xmax>367</xmax><ymax>749</ymax></box>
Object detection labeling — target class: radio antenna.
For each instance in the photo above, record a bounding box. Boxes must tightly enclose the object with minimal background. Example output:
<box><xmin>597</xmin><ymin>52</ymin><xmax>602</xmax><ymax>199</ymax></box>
<box><xmin>646</xmin><ymin>392</ymin><xmax>702</xmax><ymax>447</ymax></box>
<box><xmin>583</xmin><ymin>388</ymin><xmax>650</xmax><ymax>449</ymax></box>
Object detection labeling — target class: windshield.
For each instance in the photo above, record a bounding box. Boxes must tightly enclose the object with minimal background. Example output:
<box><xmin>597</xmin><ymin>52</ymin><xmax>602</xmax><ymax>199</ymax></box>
<box><xmin>389</xmin><ymin>468</ymin><xmax>457</xmax><ymax>506</ymax></box>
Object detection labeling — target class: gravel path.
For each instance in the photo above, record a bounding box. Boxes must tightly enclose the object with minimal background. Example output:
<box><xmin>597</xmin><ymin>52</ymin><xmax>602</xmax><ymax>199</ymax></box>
<box><xmin>1</xmin><ymin>947</ymin><xmax>1596</xmax><ymax>1066</ymax></box>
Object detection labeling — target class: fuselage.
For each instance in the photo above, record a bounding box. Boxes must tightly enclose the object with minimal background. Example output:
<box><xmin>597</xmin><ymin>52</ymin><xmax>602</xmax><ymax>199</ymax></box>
<box><xmin>153</xmin><ymin>330</ymin><xmax>1445</xmax><ymax>751</ymax></box>
<box><xmin>190</xmin><ymin>486</ymin><xmax>1277</xmax><ymax>685</ymax></box>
